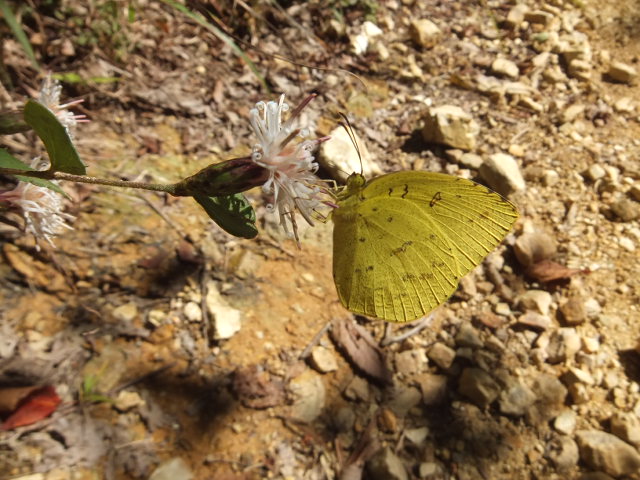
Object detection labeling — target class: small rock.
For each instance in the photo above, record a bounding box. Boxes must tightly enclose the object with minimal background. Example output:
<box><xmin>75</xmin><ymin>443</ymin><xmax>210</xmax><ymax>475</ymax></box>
<box><xmin>554</xmin><ymin>409</ymin><xmax>577</xmax><ymax>435</ymax></box>
<box><xmin>491</xmin><ymin>58</ymin><xmax>519</xmax><ymax>79</ymax></box>
<box><xmin>584</xmin><ymin>298</ymin><xmax>602</xmax><ymax>319</ymax></box>
<box><xmin>583</xmin><ymin>336</ymin><xmax>600</xmax><ymax>353</ymax></box>
<box><xmin>417</xmin><ymin>373</ymin><xmax>448</xmax><ymax>406</ymax></box>
<box><xmin>183</xmin><ymin>302</ymin><xmax>202</xmax><ymax>322</ymax></box>
<box><xmin>428</xmin><ymin>342</ymin><xmax>456</xmax><ymax>370</ymax></box>
<box><xmin>578</xmin><ymin>473</ymin><xmax>615</xmax><ymax>480</ymax></box>
<box><xmin>499</xmin><ymin>382</ymin><xmax>536</xmax><ymax>416</ymax></box>
<box><xmin>455</xmin><ymin>323</ymin><xmax>483</xmax><ymax>349</ymax></box>
<box><xmin>479</xmin><ymin>153</ymin><xmax>526</xmax><ymax>196</ymax></box>
<box><xmin>518</xmin><ymin>290</ymin><xmax>552</xmax><ymax>316</ymax></box>
<box><xmin>458</xmin><ymin>368</ymin><xmax>500</xmax><ymax>408</ymax></box>
<box><xmin>610</xmin><ymin>412</ymin><xmax>640</xmax><ymax>447</ymax></box>
<box><xmin>543</xmin><ymin>169</ymin><xmax>559</xmax><ymax>187</ymax></box>
<box><xmin>409</xmin><ymin>19</ymin><xmax>442</xmax><ymax>49</ymax></box>
<box><xmin>526</xmin><ymin>374</ymin><xmax>568</xmax><ymax>424</ymax></box>
<box><xmin>546</xmin><ymin>328</ymin><xmax>581</xmax><ymax>364</ymax></box>
<box><xmin>289</xmin><ymin>370</ymin><xmax>325</xmax><ymax>422</ymax></box>
<box><xmin>610</xmin><ymin>198</ymin><xmax>640</xmax><ymax>222</ymax></box>
<box><xmin>112</xmin><ymin>302</ymin><xmax>138</xmax><ymax>323</ymax></box>
<box><xmin>568</xmin><ymin>59</ymin><xmax>592</xmax><ymax>81</ymax></box>
<box><xmin>206</xmin><ymin>282</ymin><xmax>242</xmax><ymax>340</ymax></box>
<box><xmin>504</xmin><ymin>4</ymin><xmax>529</xmax><ymax>28</ymax></box>
<box><xmin>418</xmin><ymin>462</ymin><xmax>445</xmax><ymax>478</ymax></box>
<box><xmin>576</xmin><ymin>429</ymin><xmax>640</xmax><ymax>477</ymax></box>
<box><xmin>608</xmin><ymin>61</ymin><xmax>637</xmax><ymax>84</ymax></box>
<box><xmin>366</xmin><ymin>447</ymin><xmax>408</xmax><ymax>480</ymax></box>
<box><xmin>525</xmin><ymin>10</ymin><xmax>554</xmax><ymax>25</ymax></box>
<box><xmin>319</xmin><ymin>125</ymin><xmax>381</xmax><ymax>182</ymax></box>
<box><xmin>422</xmin><ymin>105</ymin><xmax>479</xmax><ymax>151</ymax></box>
<box><xmin>587</xmin><ymin>164</ymin><xmax>607</xmax><ymax>181</ymax></box>
<box><xmin>508</xmin><ymin>144</ymin><xmax>525</xmax><ymax>157</ymax></box>
<box><xmin>333</xmin><ymin>406</ymin><xmax>356</xmax><ymax>432</ymax></box>
<box><xmin>619</xmin><ymin>237</ymin><xmax>636</xmax><ymax>252</ymax></box>
<box><xmin>114</xmin><ymin>390</ymin><xmax>145</xmax><ymax>412</ymax></box>
<box><xmin>388</xmin><ymin>386</ymin><xmax>422</xmax><ymax>417</ymax></box>
<box><xmin>344</xmin><ymin>375</ymin><xmax>370</xmax><ymax>402</ymax></box>
<box><xmin>614</xmin><ymin>97</ymin><xmax>636</xmax><ymax>113</ymax></box>
<box><xmin>631</xmin><ymin>185</ymin><xmax>640</xmax><ymax>202</ymax></box>
<box><xmin>517</xmin><ymin>312</ymin><xmax>552</xmax><ymax>330</ymax></box>
<box><xmin>378</xmin><ymin>407</ymin><xmax>398</xmax><ymax>433</ymax></box>
<box><xmin>309</xmin><ymin>346</ymin><xmax>338</xmax><ymax>373</ymax></box>
<box><xmin>405</xmin><ymin>426</ymin><xmax>429</xmax><ymax>445</ymax></box>
<box><xmin>514</xmin><ymin>232</ymin><xmax>557</xmax><ymax>267</ymax></box>
<box><xmin>148</xmin><ymin>458</ymin><xmax>193</xmax><ymax>480</ymax></box>
<box><xmin>395</xmin><ymin>349</ymin><xmax>428</xmax><ymax>376</ymax></box>
<box><xmin>560</xmin><ymin>297</ymin><xmax>587</xmax><ymax>325</ymax></box>
<box><xmin>350</xmin><ymin>20</ymin><xmax>383</xmax><ymax>54</ymax></box>
<box><xmin>563</xmin><ymin>367</ymin><xmax>595</xmax><ymax>386</ymax></box>
<box><xmin>459</xmin><ymin>152</ymin><xmax>484</xmax><ymax>169</ymax></box>
<box><xmin>546</xmin><ymin>435</ymin><xmax>580</xmax><ymax>470</ymax></box>
<box><xmin>562</xmin><ymin>104</ymin><xmax>586</xmax><ymax>124</ymax></box>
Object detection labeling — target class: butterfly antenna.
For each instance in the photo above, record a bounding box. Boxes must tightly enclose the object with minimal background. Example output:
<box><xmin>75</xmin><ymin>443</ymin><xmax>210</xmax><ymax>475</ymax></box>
<box><xmin>338</xmin><ymin>112</ymin><xmax>363</xmax><ymax>175</ymax></box>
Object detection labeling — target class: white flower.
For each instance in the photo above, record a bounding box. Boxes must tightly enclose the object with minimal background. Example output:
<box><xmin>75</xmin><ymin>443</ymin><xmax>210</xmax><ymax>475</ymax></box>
<box><xmin>0</xmin><ymin>158</ymin><xmax>74</xmax><ymax>248</ymax></box>
<box><xmin>249</xmin><ymin>94</ymin><xmax>329</xmax><ymax>242</ymax></box>
<box><xmin>38</xmin><ymin>75</ymin><xmax>87</xmax><ymax>134</ymax></box>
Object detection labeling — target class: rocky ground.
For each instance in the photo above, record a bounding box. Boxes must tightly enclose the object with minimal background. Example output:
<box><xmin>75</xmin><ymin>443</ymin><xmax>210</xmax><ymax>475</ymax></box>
<box><xmin>0</xmin><ymin>0</ymin><xmax>640</xmax><ymax>479</ymax></box>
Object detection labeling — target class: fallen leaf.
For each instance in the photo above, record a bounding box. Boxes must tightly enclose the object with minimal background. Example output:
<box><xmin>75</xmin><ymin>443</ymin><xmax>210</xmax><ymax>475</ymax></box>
<box><xmin>232</xmin><ymin>365</ymin><xmax>285</xmax><ymax>409</ymax></box>
<box><xmin>0</xmin><ymin>386</ymin><xmax>39</xmax><ymax>413</ymax></box>
<box><xmin>330</xmin><ymin>317</ymin><xmax>392</xmax><ymax>385</ymax></box>
<box><xmin>526</xmin><ymin>259</ymin><xmax>584</xmax><ymax>283</ymax></box>
<box><xmin>1</xmin><ymin>385</ymin><xmax>61</xmax><ymax>430</ymax></box>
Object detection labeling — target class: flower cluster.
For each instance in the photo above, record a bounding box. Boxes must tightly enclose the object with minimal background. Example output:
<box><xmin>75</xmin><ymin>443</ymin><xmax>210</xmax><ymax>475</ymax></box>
<box><xmin>38</xmin><ymin>75</ymin><xmax>87</xmax><ymax>134</ymax></box>
<box><xmin>249</xmin><ymin>94</ymin><xmax>329</xmax><ymax>242</ymax></box>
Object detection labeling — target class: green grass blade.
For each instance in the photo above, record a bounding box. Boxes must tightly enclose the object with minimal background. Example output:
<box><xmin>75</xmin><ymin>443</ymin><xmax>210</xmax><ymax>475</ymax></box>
<box><xmin>0</xmin><ymin>0</ymin><xmax>39</xmax><ymax>70</ymax></box>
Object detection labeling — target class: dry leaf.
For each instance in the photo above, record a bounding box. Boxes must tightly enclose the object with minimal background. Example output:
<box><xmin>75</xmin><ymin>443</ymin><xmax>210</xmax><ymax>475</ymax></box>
<box><xmin>526</xmin><ymin>259</ymin><xmax>583</xmax><ymax>283</ymax></box>
<box><xmin>330</xmin><ymin>317</ymin><xmax>392</xmax><ymax>385</ymax></box>
<box><xmin>1</xmin><ymin>385</ymin><xmax>61</xmax><ymax>430</ymax></box>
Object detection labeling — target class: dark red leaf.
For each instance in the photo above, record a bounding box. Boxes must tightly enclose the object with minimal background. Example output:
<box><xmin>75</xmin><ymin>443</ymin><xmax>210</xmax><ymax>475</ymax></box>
<box><xmin>1</xmin><ymin>385</ymin><xmax>61</xmax><ymax>430</ymax></box>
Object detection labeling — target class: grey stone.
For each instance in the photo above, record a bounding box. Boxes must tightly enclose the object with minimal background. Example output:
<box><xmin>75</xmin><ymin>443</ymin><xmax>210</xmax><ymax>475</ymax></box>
<box><xmin>527</xmin><ymin>374</ymin><xmax>568</xmax><ymax>424</ymax></box>
<box><xmin>479</xmin><ymin>153</ymin><xmax>526</xmax><ymax>195</ymax></box>
<box><xmin>395</xmin><ymin>349</ymin><xmax>427</xmax><ymax>376</ymax></box>
<box><xmin>290</xmin><ymin>370</ymin><xmax>325</xmax><ymax>423</ymax></box>
<box><xmin>499</xmin><ymin>382</ymin><xmax>536</xmax><ymax>416</ymax></box>
<box><xmin>514</xmin><ymin>231</ymin><xmax>557</xmax><ymax>267</ymax></box>
<box><xmin>517</xmin><ymin>312</ymin><xmax>552</xmax><ymax>331</ymax></box>
<box><xmin>344</xmin><ymin>376</ymin><xmax>370</xmax><ymax>402</ymax></box>
<box><xmin>576</xmin><ymin>429</ymin><xmax>640</xmax><ymax>477</ymax></box>
<box><xmin>417</xmin><ymin>373</ymin><xmax>448</xmax><ymax>406</ymax></box>
<box><xmin>309</xmin><ymin>346</ymin><xmax>338</xmax><ymax>373</ymax></box>
<box><xmin>546</xmin><ymin>328</ymin><xmax>581</xmax><ymax>364</ymax></box>
<box><xmin>458</xmin><ymin>368</ymin><xmax>500</xmax><ymax>408</ymax></box>
<box><xmin>366</xmin><ymin>447</ymin><xmax>408</xmax><ymax>480</ymax></box>
<box><xmin>546</xmin><ymin>435</ymin><xmax>580</xmax><ymax>470</ymax></box>
<box><xmin>455</xmin><ymin>323</ymin><xmax>483</xmax><ymax>349</ymax></box>
<box><xmin>554</xmin><ymin>409</ymin><xmax>577</xmax><ymax>435</ymax></box>
<box><xmin>518</xmin><ymin>290</ymin><xmax>552</xmax><ymax>316</ymax></box>
<box><xmin>611</xmin><ymin>198</ymin><xmax>640</xmax><ymax>222</ymax></box>
<box><xmin>405</xmin><ymin>426</ymin><xmax>429</xmax><ymax>446</ymax></box>
<box><xmin>388</xmin><ymin>386</ymin><xmax>422</xmax><ymax>417</ymax></box>
<box><xmin>610</xmin><ymin>412</ymin><xmax>640</xmax><ymax>447</ymax></box>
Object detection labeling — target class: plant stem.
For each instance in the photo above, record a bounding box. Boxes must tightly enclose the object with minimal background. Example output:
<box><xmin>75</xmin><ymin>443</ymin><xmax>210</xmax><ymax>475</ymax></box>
<box><xmin>0</xmin><ymin>167</ymin><xmax>177</xmax><ymax>195</ymax></box>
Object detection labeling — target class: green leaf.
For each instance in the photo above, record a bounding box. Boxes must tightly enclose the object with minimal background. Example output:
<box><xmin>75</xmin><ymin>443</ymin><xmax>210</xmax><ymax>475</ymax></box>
<box><xmin>23</xmin><ymin>99</ymin><xmax>86</xmax><ymax>175</ymax></box>
<box><xmin>0</xmin><ymin>148</ymin><xmax>67</xmax><ymax>196</ymax></box>
<box><xmin>0</xmin><ymin>0</ymin><xmax>39</xmax><ymax>70</ymax></box>
<box><xmin>194</xmin><ymin>193</ymin><xmax>258</xmax><ymax>239</ymax></box>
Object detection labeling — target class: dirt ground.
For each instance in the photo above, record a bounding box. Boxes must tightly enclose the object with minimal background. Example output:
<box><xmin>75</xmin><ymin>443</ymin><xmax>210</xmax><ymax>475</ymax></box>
<box><xmin>1</xmin><ymin>0</ymin><xmax>640</xmax><ymax>479</ymax></box>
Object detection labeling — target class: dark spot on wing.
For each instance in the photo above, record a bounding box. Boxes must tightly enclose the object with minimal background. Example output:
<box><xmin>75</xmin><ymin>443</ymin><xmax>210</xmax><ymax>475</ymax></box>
<box><xmin>372</xmin><ymin>207</ymin><xmax>378</xmax><ymax>212</ymax></box>
<box><xmin>391</xmin><ymin>241</ymin><xmax>413</xmax><ymax>256</ymax></box>
<box><xmin>401</xmin><ymin>184</ymin><xmax>409</xmax><ymax>199</ymax></box>
<box><xmin>387</xmin><ymin>216</ymin><xmax>393</xmax><ymax>222</ymax></box>
<box><xmin>359</xmin><ymin>237</ymin><xmax>366</xmax><ymax>243</ymax></box>
<box><xmin>366</xmin><ymin>265</ymin><xmax>374</xmax><ymax>272</ymax></box>
<box><xmin>430</xmin><ymin>191</ymin><xmax>443</xmax><ymax>207</ymax></box>
<box><xmin>388</xmin><ymin>188</ymin><xmax>393</xmax><ymax>196</ymax></box>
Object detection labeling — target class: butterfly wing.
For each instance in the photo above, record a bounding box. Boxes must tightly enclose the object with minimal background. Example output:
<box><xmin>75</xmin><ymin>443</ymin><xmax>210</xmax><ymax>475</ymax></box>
<box><xmin>332</xmin><ymin>171</ymin><xmax>518</xmax><ymax>322</ymax></box>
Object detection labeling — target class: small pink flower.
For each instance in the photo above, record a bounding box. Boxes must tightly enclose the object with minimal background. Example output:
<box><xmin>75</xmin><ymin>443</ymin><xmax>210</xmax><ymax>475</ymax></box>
<box><xmin>0</xmin><ymin>159</ymin><xmax>74</xmax><ymax>248</ymax></box>
<box><xmin>249</xmin><ymin>94</ymin><xmax>329</xmax><ymax>242</ymax></box>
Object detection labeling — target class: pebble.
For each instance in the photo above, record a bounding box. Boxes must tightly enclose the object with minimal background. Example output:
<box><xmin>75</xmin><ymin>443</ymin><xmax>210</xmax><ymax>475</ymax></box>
<box><xmin>526</xmin><ymin>374</ymin><xmax>568</xmax><ymax>424</ymax></box>
<box><xmin>525</xmin><ymin>10</ymin><xmax>554</xmax><ymax>25</ymax></box>
<box><xmin>388</xmin><ymin>386</ymin><xmax>422</xmax><ymax>417</ymax></box>
<box><xmin>546</xmin><ymin>328</ymin><xmax>581</xmax><ymax>364</ymax></box>
<box><xmin>499</xmin><ymin>382</ymin><xmax>536</xmax><ymax>417</ymax></box>
<box><xmin>459</xmin><ymin>152</ymin><xmax>484</xmax><ymax>169</ymax></box>
<box><xmin>344</xmin><ymin>375</ymin><xmax>370</xmax><ymax>402</ymax></box>
<box><xmin>513</xmin><ymin>232</ymin><xmax>557</xmax><ymax>267</ymax></box>
<box><xmin>578</xmin><ymin>473</ymin><xmax>615</xmax><ymax>480</ymax></box>
<box><xmin>395</xmin><ymin>349</ymin><xmax>428</xmax><ymax>376</ymax></box>
<box><xmin>454</xmin><ymin>323</ymin><xmax>483</xmax><ymax>349</ymax></box>
<box><xmin>114</xmin><ymin>390</ymin><xmax>145</xmax><ymax>412</ymax></box>
<box><xmin>618</xmin><ymin>237</ymin><xmax>636</xmax><ymax>252</ymax></box>
<box><xmin>608</xmin><ymin>61</ymin><xmax>637</xmax><ymax>84</ymax></box>
<box><xmin>517</xmin><ymin>312</ymin><xmax>552</xmax><ymax>331</ymax></box>
<box><xmin>611</xmin><ymin>198</ymin><xmax>640</xmax><ymax>222</ymax></box>
<box><xmin>518</xmin><ymin>290</ymin><xmax>552</xmax><ymax>316</ymax></box>
<box><xmin>289</xmin><ymin>370</ymin><xmax>325</xmax><ymax>422</ymax></box>
<box><xmin>554</xmin><ymin>409</ymin><xmax>577</xmax><ymax>435</ymax></box>
<box><xmin>183</xmin><ymin>301</ymin><xmax>202</xmax><ymax>322</ymax></box>
<box><xmin>333</xmin><ymin>406</ymin><xmax>356</xmax><ymax>433</ymax></box>
<box><xmin>148</xmin><ymin>458</ymin><xmax>193</xmax><ymax>480</ymax></box>
<box><xmin>491</xmin><ymin>58</ymin><xmax>519</xmax><ymax>79</ymax></box>
<box><xmin>560</xmin><ymin>297</ymin><xmax>587</xmax><ymax>326</ymax></box>
<box><xmin>587</xmin><ymin>164</ymin><xmax>606</xmax><ymax>181</ymax></box>
<box><xmin>206</xmin><ymin>282</ymin><xmax>242</xmax><ymax>340</ymax></box>
<box><xmin>458</xmin><ymin>368</ymin><xmax>500</xmax><ymax>408</ymax></box>
<box><xmin>405</xmin><ymin>426</ymin><xmax>429</xmax><ymax>445</ymax></box>
<box><xmin>563</xmin><ymin>367</ymin><xmax>595</xmax><ymax>386</ymax></box>
<box><xmin>428</xmin><ymin>342</ymin><xmax>456</xmax><ymax>370</ymax></box>
<box><xmin>479</xmin><ymin>153</ymin><xmax>526</xmax><ymax>196</ymax></box>
<box><xmin>562</xmin><ymin>104</ymin><xmax>586</xmax><ymax>124</ymax></box>
<box><xmin>319</xmin><ymin>125</ymin><xmax>381</xmax><ymax>182</ymax></box>
<box><xmin>614</xmin><ymin>97</ymin><xmax>636</xmax><ymax>113</ymax></box>
<box><xmin>418</xmin><ymin>462</ymin><xmax>445</xmax><ymax>478</ymax></box>
<box><xmin>309</xmin><ymin>346</ymin><xmax>338</xmax><ymax>373</ymax></box>
<box><xmin>112</xmin><ymin>302</ymin><xmax>138</xmax><ymax>323</ymax></box>
<box><xmin>409</xmin><ymin>19</ymin><xmax>442</xmax><ymax>49</ymax></box>
<box><xmin>350</xmin><ymin>20</ymin><xmax>383</xmax><ymax>55</ymax></box>
<box><xmin>568</xmin><ymin>59</ymin><xmax>592</xmax><ymax>81</ymax></box>
<box><xmin>629</xmin><ymin>185</ymin><xmax>640</xmax><ymax>202</ymax></box>
<box><xmin>508</xmin><ymin>144</ymin><xmax>525</xmax><ymax>157</ymax></box>
<box><xmin>576</xmin><ymin>429</ymin><xmax>640</xmax><ymax>477</ymax></box>
<box><xmin>546</xmin><ymin>435</ymin><xmax>580</xmax><ymax>470</ymax></box>
<box><xmin>417</xmin><ymin>373</ymin><xmax>448</xmax><ymax>406</ymax></box>
<box><xmin>366</xmin><ymin>447</ymin><xmax>408</xmax><ymax>480</ymax></box>
<box><xmin>505</xmin><ymin>4</ymin><xmax>529</xmax><ymax>28</ymax></box>
<box><xmin>610</xmin><ymin>412</ymin><xmax>640</xmax><ymax>447</ymax></box>
<box><xmin>422</xmin><ymin>105</ymin><xmax>479</xmax><ymax>151</ymax></box>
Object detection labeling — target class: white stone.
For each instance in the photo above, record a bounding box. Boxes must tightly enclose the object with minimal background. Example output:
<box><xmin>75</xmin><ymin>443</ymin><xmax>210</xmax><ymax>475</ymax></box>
<box><xmin>309</xmin><ymin>346</ymin><xmax>338</xmax><ymax>373</ymax></box>
<box><xmin>206</xmin><ymin>282</ymin><xmax>242</xmax><ymax>340</ymax></box>
<box><xmin>112</xmin><ymin>302</ymin><xmax>138</xmax><ymax>322</ymax></box>
<box><xmin>318</xmin><ymin>125</ymin><xmax>381</xmax><ymax>182</ymax></box>
<box><xmin>518</xmin><ymin>290</ymin><xmax>552</xmax><ymax>316</ymax></box>
<box><xmin>479</xmin><ymin>153</ymin><xmax>526</xmax><ymax>195</ymax></box>
<box><xmin>608</xmin><ymin>61</ymin><xmax>637</xmax><ymax>84</ymax></box>
<box><xmin>554</xmin><ymin>409</ymin><xmax>577</xmax><ymax>435</ymax></box>
<box><xmin>409</xmin><ymin>19</ymin><xmax>441</xmax><ymax>49</ymax></box>
<box><xmin>491</xmin><ymin>58</ymin><xmax>519</xmax><ymax>79</ymax></box>
<box><xmin>183</xmin><ymin>302</ymin><xmax>202</xmax><ymax>322</ymax></box>
<box><xmin>149</xmin><ymin>458</ymin><xmax>193</xmax><ymax>480</ymax></box>
<box><xmin>422</xmin><ymin>105</ymin><xmax>479</xmax><ymax>151</ymax></box>
<box><xmin>576</xmin><ymin>430</ymin><xmax>640</xmax><ymax>477</ymax></box>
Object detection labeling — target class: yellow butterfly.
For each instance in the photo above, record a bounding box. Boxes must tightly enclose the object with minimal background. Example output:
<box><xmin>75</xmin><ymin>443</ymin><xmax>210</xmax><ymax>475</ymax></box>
<box><xmin>331</xmin><ymin>170</ymin><xmax>518</xmax><ymax>322</ymax></box>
